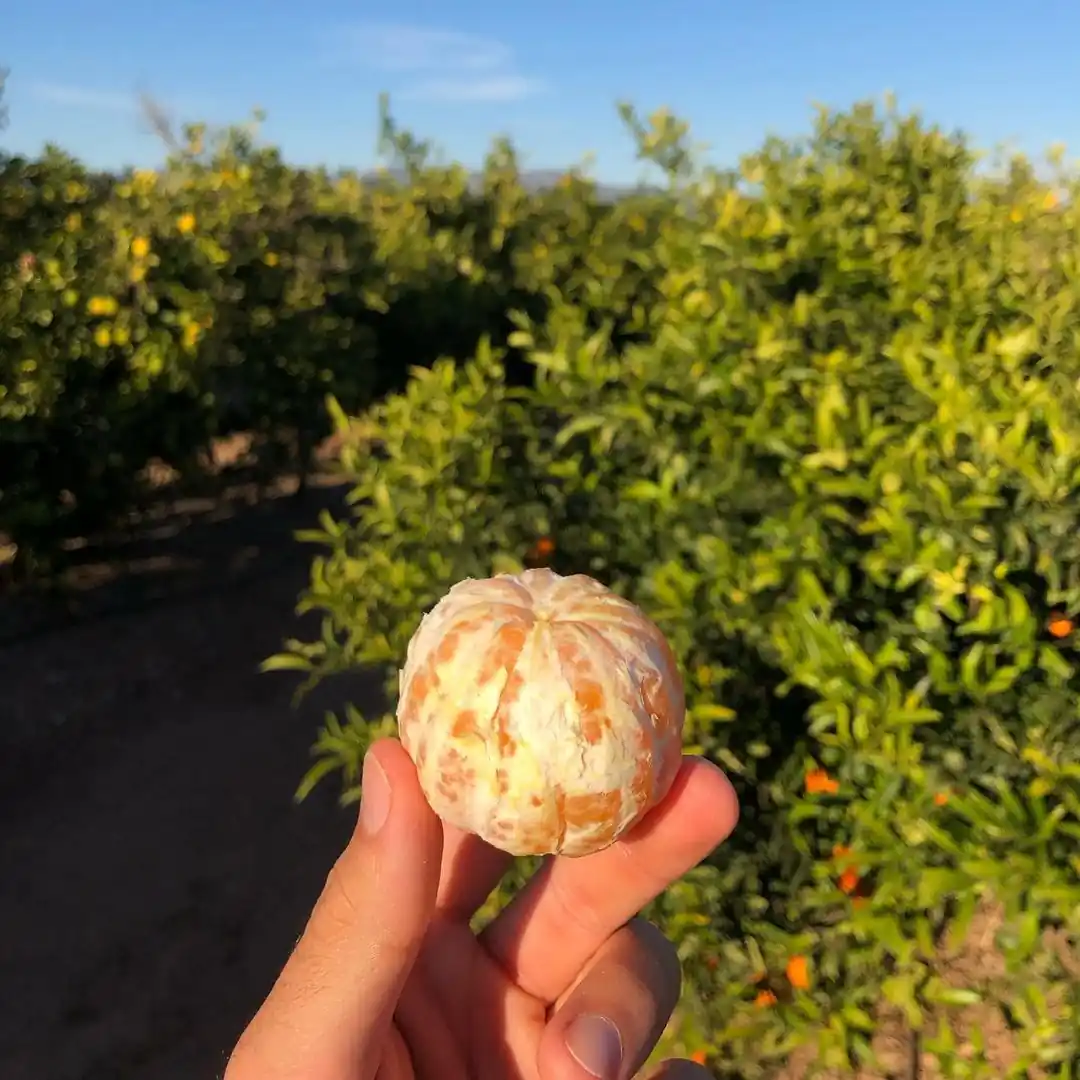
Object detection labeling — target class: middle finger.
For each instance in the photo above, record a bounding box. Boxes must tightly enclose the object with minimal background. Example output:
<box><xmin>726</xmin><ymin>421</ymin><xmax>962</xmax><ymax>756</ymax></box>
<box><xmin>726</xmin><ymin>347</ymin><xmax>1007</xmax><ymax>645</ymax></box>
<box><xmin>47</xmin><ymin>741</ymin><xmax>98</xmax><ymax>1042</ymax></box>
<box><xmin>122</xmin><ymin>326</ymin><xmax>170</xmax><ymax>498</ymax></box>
<box><xmin>479</xmin><ymin>756</ymin><xmax>738</xmax><ymax>1003</ymax></box>
<box><xmin>435</xmin><ymin>822</ymin><xmax>514</xmax><ymax>921</ymax></box>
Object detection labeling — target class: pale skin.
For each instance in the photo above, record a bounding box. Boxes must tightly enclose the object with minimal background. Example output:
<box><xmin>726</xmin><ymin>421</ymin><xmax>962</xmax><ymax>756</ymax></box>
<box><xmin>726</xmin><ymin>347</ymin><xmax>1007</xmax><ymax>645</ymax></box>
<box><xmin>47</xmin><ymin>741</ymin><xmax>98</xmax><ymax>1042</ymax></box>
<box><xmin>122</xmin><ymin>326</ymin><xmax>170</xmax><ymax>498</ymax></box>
<box><xmin>225</xmin><ymin>738</ymin><xmax>740</xmax><ymax>1080</ymax></box>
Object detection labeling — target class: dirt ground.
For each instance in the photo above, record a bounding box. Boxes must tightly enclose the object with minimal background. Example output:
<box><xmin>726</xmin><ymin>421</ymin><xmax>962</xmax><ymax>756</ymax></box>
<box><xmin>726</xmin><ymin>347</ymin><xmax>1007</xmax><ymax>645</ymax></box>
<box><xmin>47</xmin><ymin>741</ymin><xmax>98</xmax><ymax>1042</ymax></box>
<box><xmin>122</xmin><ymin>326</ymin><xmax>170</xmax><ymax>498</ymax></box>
<box><xmin>0</xmin><ymin>474</ymin><xmax>383</xmax><ymax>1080</ymax></box>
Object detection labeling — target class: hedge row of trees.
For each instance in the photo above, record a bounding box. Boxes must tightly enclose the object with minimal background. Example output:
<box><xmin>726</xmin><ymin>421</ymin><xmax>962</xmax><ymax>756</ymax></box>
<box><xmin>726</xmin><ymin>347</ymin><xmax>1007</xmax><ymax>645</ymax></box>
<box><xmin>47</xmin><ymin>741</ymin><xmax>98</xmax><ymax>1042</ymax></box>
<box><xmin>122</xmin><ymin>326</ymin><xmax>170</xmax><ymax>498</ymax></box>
<box><xmin>268</xmin><ymin>102</ymin><xmax>1080</xmax><ymax>1077</ymax></box>
<box><xmin>8</xmin><ymin>90</ymin><xmax>1080</xmax><ymax>1075</ymax></box>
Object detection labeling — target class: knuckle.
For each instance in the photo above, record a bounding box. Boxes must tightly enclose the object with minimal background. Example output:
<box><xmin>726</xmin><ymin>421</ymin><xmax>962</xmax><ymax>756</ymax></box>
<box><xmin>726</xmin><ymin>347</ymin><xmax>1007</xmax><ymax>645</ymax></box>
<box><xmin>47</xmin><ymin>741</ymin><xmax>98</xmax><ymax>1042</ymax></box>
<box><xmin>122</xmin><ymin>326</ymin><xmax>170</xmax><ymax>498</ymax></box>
<box><xmin>318</xmin><ymin>857</ymin><xmax>364</xmax><ymax>927</ymax></box>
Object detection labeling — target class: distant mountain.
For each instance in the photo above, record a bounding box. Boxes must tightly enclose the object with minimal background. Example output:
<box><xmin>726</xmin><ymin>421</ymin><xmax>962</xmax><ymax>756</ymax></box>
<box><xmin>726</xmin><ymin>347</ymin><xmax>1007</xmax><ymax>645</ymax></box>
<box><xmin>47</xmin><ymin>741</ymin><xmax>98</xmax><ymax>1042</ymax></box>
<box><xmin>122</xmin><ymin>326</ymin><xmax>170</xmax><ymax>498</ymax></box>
<box><xmin>355</xmin><ymin>167</ymin><xmax>658</xmax><ymax>202</ymax></box>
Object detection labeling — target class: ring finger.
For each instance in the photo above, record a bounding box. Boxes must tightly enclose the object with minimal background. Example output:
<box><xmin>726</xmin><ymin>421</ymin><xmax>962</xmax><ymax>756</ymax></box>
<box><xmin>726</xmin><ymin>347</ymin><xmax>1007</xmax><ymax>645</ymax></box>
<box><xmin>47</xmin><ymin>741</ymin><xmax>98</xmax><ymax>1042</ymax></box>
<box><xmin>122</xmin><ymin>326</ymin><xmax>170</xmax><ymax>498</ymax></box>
<box><xmin>537</xmin><ymin>917</ymin><xmax>681</xmax><ymax>1080</ymax></box>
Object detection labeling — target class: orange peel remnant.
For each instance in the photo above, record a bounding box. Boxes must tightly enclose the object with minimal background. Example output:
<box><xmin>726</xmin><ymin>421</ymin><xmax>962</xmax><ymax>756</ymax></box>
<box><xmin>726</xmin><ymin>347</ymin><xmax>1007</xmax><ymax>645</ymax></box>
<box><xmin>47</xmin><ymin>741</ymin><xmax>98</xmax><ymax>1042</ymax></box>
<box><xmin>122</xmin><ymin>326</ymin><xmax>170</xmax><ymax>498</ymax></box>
<box><xmin>396</xmin><ymin>568</ymin><xmax>686</xmax><ymax>857</ymax></box>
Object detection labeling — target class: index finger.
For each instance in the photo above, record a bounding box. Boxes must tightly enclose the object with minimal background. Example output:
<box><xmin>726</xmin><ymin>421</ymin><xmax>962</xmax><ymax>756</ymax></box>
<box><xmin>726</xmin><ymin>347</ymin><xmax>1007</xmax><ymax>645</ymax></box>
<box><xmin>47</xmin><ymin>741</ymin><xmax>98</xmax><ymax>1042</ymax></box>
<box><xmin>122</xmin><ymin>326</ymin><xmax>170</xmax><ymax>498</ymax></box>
<box><xmin>477</xmin><ymin>755</ymin><xmax>738</xmax><ymax>1003</ymax></box>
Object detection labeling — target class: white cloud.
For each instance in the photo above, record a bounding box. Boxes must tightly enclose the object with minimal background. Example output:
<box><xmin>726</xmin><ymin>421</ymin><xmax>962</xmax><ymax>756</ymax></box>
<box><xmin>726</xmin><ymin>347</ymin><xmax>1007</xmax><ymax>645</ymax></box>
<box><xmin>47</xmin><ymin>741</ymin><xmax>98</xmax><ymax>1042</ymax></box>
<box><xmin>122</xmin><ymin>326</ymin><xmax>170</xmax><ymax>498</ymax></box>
<box><xmin>404</xmin><ymin>75</ymin><xmax>546</xmax><ymax>103</ymax></box>
<box><xmin>29</xmin><ymin>81</ymin><xmax>137</xmax><ymax>114</ymax></box>
<box><xmin>340</xmin><ymin>22</ymin><xmax>511</xmax><ymax>73</ymax></box>
<box><xmin>324</xmin><ymin>20</ymin><xmax>546</xmax><ymax>103</ymax></box>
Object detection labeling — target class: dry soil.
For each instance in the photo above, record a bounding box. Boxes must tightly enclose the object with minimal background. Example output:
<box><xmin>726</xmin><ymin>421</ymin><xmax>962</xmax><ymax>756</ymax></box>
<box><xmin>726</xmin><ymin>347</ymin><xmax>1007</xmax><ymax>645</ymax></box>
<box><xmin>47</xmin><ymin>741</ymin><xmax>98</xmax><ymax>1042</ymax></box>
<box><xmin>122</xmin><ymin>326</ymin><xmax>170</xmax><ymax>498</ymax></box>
<box><xmin>0</xmin><ymin>475</ymin><xmax>381</xmax><ymax>1080</ymax></box>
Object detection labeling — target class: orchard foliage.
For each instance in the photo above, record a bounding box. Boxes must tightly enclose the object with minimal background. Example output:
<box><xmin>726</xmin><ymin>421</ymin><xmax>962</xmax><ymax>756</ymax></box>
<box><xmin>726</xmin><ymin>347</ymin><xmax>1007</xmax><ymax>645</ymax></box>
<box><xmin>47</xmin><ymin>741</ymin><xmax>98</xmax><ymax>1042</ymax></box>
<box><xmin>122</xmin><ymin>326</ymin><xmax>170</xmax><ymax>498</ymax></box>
<box><xmin>269</xmin><ymin>101</ymin><xmax>1080</xmax><ymax>1078</ymax></box>
<box><xmin>0</xmin><ymin>99</ymin><xmax>638</xmax><ymax>571</ymax></box>
<box><xmin>8</xmin><ymin>91</ymin><xmax>1080</xmax><ymax>1076</ymax></box>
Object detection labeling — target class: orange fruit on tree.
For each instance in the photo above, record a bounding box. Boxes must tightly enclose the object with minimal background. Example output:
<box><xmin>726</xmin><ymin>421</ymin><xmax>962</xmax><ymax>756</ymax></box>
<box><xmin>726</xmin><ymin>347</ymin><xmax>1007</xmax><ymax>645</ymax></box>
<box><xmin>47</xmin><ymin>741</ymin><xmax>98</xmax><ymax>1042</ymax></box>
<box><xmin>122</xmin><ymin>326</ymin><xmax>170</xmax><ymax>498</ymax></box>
<box><xmin>396</xmin><ymin>569</ymin><xmax>686</xmax><ymax>856</ymax></box>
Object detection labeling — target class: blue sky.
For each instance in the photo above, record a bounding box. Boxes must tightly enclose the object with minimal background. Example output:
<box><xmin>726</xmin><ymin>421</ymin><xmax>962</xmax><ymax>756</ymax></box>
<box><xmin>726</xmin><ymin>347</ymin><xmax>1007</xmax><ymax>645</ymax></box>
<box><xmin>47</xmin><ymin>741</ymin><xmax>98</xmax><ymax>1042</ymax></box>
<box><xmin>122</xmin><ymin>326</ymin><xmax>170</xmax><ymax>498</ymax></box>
<box><xmin>3</xmin><ymin>0</ymin><xmax>1077</xmax><ymax>181</ymax></box>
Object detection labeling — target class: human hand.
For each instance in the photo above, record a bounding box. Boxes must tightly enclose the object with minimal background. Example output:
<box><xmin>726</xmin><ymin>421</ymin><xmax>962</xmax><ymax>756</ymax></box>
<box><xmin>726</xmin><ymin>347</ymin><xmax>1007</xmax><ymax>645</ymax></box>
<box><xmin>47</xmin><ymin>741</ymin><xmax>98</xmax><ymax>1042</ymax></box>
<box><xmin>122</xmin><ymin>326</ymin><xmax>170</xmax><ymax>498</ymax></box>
<box><xmin>225</xmin><ymin>738</ymin><xmax>739</xmax><ymax>1080</ymax></box>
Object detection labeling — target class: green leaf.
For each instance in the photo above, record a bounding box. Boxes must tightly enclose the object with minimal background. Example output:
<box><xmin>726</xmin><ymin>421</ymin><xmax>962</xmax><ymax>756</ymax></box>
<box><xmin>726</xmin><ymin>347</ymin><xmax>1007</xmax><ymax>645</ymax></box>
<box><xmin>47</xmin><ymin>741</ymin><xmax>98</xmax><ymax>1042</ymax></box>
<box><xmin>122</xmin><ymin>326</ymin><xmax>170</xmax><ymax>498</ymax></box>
<box><xmin>691</xmin><ymin>702</ymin><xmax>737</xmax><ymax>722</ymax></box>
<box><xmin>260</xmin><ymin>652</ymin><xmax>313</xmax><ymax>673</ymax></box>
<box><xmin>294</xmin><ymin>755</ymin><xmax>342</xmax><ymax>802</ymax></box>
<box><xmin>930</xmin><ymin>986</ymin><xmax>983</xmax><ymax>1007</ymax></box>
<box><xmin>916</xmin><ymin>868</ymin><xmax>970</xmax><ymax>908</ymax></box>
<box><xmin>622</xmin><ymin>480</ymin><xmax>666</xmax><ymax>501</ymax></box>
<box><xmin>554</xmin><ymin>413</ymin><xmax>605</xmax><ymax>447</ymax></box>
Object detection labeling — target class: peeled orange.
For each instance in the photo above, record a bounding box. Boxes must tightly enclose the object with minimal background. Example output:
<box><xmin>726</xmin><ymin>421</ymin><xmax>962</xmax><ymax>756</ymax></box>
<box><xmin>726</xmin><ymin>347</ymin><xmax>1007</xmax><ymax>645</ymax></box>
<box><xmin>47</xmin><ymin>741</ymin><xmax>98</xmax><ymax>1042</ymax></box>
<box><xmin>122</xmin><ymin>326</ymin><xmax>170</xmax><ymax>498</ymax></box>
<box><xmin>396</xmin><ymin>568</ymin><xmax>685</xmax><ymax>856</ymax></box>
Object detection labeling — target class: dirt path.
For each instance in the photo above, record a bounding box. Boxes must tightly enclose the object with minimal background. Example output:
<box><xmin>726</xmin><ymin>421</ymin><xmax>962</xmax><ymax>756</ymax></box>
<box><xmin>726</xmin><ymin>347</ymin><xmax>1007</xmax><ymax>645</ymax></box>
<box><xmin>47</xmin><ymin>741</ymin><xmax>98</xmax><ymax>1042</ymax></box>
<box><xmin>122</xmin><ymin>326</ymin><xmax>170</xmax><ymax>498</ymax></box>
<box><xmin>0</xmin><ymin>481</ymin><xmax>383</xmax><ymax>1080</ymax></box>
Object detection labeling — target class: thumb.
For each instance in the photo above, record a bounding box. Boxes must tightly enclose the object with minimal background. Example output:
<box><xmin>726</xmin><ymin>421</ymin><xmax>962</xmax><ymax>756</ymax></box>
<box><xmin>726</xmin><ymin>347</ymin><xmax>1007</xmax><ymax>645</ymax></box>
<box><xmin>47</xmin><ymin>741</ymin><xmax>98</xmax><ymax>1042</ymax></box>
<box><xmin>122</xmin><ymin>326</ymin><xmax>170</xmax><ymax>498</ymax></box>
<box><xmin>227</xmin><ymin>738</ymin><xmax>444</xmax><ymax>1080</ymax></box>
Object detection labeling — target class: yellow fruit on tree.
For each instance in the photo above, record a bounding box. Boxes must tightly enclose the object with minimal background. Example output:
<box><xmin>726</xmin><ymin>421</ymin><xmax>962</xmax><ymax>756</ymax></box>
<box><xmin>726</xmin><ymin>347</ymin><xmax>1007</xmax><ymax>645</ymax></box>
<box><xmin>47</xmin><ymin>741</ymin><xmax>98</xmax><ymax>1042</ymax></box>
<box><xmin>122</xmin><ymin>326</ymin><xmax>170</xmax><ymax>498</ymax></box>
<box><xmin>87</xmin><ymin>296</ymin><xmax>119</xmax><ymax>317</ymax></box>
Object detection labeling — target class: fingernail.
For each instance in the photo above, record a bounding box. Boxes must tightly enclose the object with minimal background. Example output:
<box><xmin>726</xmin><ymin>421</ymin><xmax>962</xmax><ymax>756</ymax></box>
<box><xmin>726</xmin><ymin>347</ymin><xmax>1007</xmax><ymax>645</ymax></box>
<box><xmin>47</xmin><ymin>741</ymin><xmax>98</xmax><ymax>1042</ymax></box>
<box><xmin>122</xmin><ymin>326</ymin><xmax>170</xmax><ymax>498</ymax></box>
<box><xmin>565</xmin><ymin>1014</ymin><xmax>622</xmax><ymax>1078</ymax></box>
<box><xmin>359</xmin><ymin>752</ymin><xmax>391</xmax><ymax>836</ymax></box>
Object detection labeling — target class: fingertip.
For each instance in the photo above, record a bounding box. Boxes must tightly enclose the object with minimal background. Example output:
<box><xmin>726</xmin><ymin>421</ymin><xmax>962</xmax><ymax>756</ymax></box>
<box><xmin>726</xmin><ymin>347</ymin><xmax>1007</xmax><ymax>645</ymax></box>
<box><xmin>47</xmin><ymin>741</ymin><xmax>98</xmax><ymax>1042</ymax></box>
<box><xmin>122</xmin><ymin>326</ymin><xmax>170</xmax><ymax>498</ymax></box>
<box><xmin>536</xmin><ymin>919</ymin><xmax>684</xmax><ymax>1080</ymax></box>
<box><xmin>351</xmin><ymin>737</ymin><xmax>443</xmax><ymax>878</ymax></box>
<box><xmin>364</xmin><ymin>735</ymin><xmax>420</xmax><ymax>785</ymax></box>
<box><xmin>627</xmin><ymin>754</ymin><xmax>740</xmax><ymax>852</ymax></box>
<box><xmin>683</xmin><ymin>754</ymin><xmax>740</xmax><ymax>838</ymax></box>
<box><xmin>363</xmin><ymin>736</ymin><xmax>439</xmax><ymax>821</ymax></box>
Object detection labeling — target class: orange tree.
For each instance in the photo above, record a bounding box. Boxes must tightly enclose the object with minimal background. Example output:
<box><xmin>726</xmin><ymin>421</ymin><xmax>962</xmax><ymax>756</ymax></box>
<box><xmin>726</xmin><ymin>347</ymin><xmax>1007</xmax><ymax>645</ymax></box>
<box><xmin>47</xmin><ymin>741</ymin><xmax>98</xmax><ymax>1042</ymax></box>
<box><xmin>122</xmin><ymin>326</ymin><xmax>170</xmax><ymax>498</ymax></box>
<box><xmin>0</xmin><ymin>147</ymin><xmax>203</xmax><ymax>569</ymax></box>
<box><xmin>1</xmin><ymin>99</ymin><xmax>671</xmax><ymax>573</ymax></box>
<box><xmin>0</xmin><ymin>115</ymin><xmax>501</xmax><ymax>568</ymax></box>
<box><xmin>0</xmin><ymin>119</ymin><xmax>391</xmax><ymax>569</ymax></box>
<box><xmin>271</xmin><ymin>101</ymin><xmax>1080</xmax><ymax>1078</ymax></box>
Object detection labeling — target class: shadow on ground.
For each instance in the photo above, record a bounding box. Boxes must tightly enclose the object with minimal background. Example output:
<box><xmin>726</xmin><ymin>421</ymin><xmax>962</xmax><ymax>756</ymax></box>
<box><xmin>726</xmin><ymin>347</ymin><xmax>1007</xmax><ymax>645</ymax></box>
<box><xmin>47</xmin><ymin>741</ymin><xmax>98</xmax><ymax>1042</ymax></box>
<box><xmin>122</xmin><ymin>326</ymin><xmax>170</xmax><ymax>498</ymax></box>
<box><xmin>0</xmin><ymin>475</ymin><xmax>383</xmax><ymax>1080</ymax></box>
